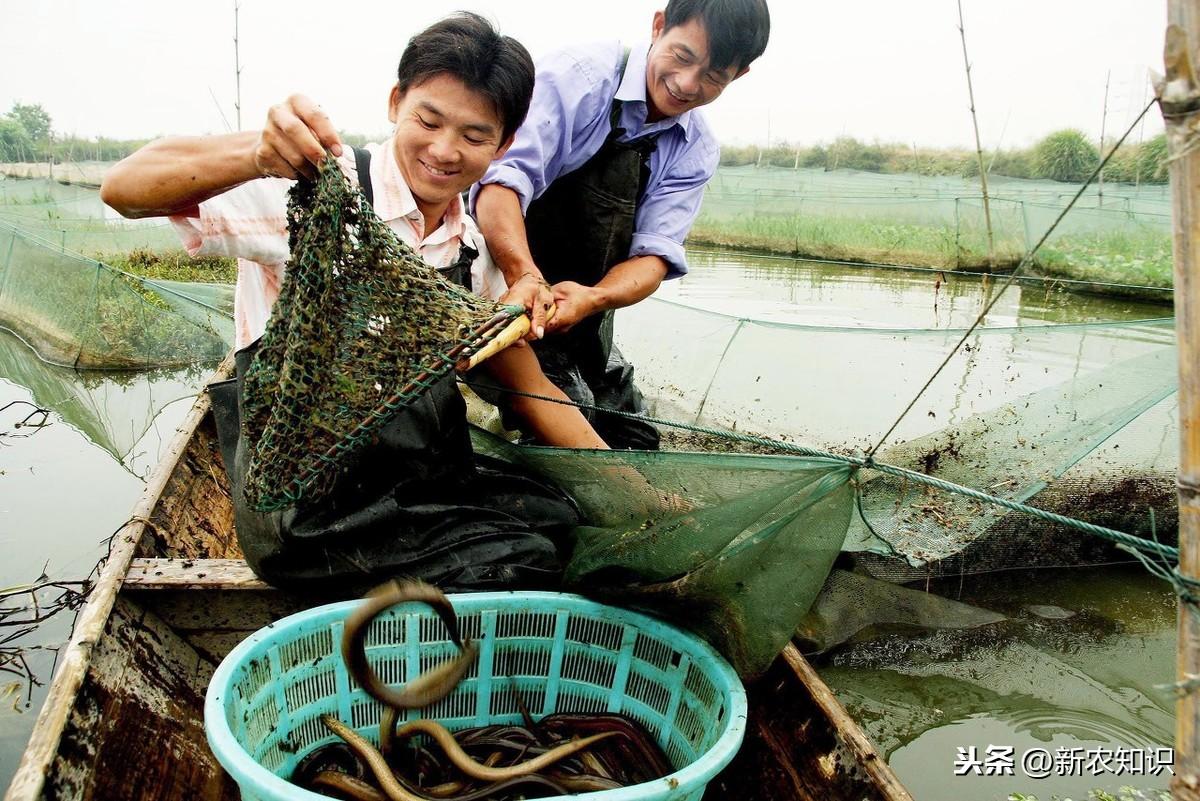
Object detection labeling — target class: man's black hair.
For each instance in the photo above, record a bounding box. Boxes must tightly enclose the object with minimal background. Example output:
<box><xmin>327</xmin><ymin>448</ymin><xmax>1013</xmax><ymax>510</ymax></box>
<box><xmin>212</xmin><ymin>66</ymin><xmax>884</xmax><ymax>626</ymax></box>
<box><xmin>663</xmin><ymin>0</ymin><xmax>771</xmax><ymax>74</ymax></box>
<box><xmin>397</xmin><ymin>13</ymin><xmax>534</xmax><ymax>142</ymax></box>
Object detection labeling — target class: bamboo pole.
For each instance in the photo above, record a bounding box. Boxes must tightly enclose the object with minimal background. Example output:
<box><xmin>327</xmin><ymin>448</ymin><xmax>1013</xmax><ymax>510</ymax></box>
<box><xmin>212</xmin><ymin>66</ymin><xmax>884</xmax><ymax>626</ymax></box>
<box><xmin>956</xmin><ymin>0</ymin><xmax>995</xmax><ymax>272</ymax></box>
<box><xmin>234</xmin><ymin>0</ymin><xmax>243</xmax><ymax>131</ymax></box>
<box><xmin>1161</xmin><ymin>3</ymin><xmax>1200</xmax><ymax>799</ymax></box>
<box><xmin>1099</xmin><ymin>70</ymin><xmax>1110</xmax><ymax>207</ymax></box>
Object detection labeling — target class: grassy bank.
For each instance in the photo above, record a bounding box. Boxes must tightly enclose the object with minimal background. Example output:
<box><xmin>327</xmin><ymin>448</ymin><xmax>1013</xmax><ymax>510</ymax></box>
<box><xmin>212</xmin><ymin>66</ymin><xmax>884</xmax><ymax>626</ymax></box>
<box><xmin>96</xmin><ymin>248</ymin><xmax>237</xmax><ymax>283</ymax></box>
<box><xmin>688</xmin><ymin>214</ymin><xmax>1174</xmax><ymax>291</ymax></box>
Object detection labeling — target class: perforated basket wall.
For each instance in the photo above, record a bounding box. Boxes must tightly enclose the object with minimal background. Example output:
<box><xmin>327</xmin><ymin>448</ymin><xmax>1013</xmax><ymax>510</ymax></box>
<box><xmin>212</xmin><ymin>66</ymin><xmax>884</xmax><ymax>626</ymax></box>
<box><xmin>204</xmin><ymin>592</ymin><xmax>747</xmax><ymax>801</ymax></box>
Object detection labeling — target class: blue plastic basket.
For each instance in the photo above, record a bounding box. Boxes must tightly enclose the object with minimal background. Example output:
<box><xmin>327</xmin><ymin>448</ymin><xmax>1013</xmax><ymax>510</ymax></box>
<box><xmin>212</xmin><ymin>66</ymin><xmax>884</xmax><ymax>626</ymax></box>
<box><xmin>205</xmin><ymin>591</ymin><xmax>747</xmax><ymax>801</ymax></box>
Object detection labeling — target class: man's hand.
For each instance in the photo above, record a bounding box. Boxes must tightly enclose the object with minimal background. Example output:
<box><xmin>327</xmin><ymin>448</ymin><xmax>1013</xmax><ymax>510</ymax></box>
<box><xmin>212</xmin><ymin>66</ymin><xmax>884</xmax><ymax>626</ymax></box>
<box><xmin>546</xmin><ymin>281</ymin><xmax>601</xmax><ymax>334</ymax></box>
<box><xmin>254</xmin><ymin>95</ymin><xmax>343</xmax><ymax>181</ymax></box>
<box><xmin>500</xmin><ymin>272</ymin><xmax>555</xmax><ymax>340</ymax></box>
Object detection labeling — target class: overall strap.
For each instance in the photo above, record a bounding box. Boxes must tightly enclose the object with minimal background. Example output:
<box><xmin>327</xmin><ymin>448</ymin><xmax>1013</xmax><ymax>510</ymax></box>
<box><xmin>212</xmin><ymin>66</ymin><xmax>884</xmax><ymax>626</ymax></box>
<box><xmin>353</xmin><ymin>146</ymin><xmax>374</xmax><ymax>208</ymax></box>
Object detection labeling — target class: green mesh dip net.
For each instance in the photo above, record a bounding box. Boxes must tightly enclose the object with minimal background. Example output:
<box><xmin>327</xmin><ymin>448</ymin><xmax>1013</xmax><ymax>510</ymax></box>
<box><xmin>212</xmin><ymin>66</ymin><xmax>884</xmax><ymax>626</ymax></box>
<box><xmin>240</xmin><ymin>156</ymin><xmax>519</xmax><ymax>512</ymax></box>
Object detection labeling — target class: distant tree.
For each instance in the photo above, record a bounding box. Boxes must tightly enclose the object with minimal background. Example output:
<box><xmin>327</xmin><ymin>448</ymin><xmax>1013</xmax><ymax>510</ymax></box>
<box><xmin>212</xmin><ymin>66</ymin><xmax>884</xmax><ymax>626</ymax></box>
<box><xmin>10</xmin><ymin>102</ymin><xmax>52</xmax><ymax>145</ymax></box>
<box><xmin>1100</xmin><ymin>145</ymin><xmax>1141</xmax><ymax>183</ymax></box>
<box><xmin>988</xmin><ymin>149</ymin><xmax>1035</xmax><ymax>180</ymax></box>
<box><xmin>0</xmin><ymin>117</ymin><xmax>34</xmax><ymax>162</ymax></box>
<box><xmin>1033</xmin><ymin>129</ymin><xmax>1100</xmax><ymax>183</ymax></box>
<box><xmin>827</xmin><ymin>137</ymin><xmax>888</xmax><ymax>173</ymax></box>
<box><xmin>718</xmin><ymin>144</ymin><xmax>758</xmax><ymax>167</ymax></box>
<box><xmin>799</xmin><ymin>144</ymin><xmax>827</xmax><ymax>169</ymax></box>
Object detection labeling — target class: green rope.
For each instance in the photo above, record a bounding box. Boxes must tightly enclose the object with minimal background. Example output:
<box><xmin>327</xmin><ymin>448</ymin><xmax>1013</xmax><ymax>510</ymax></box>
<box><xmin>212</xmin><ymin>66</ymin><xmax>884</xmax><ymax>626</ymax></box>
<box><xmin>1114</xmin><ymin>511</ymin><xmax>1200</xmax><ymax>697</ymax></box>
<box><xmin>464</xmin><ymin>379</ymin><xmax>1177</xmax><ymax>562</ymax></box>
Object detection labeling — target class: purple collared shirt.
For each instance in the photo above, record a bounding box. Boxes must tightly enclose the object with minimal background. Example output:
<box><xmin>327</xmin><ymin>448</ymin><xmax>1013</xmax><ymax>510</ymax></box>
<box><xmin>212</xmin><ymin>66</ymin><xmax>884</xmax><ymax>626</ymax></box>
<box><xmin>471</xmin><ymin>39</ymin><xmax>719</xmax><ymax>279</ymax></box>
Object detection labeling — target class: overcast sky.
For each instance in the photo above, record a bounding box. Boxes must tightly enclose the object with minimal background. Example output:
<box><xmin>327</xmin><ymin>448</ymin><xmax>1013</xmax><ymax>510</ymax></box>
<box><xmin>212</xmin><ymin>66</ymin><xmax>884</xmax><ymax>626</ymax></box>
<box><xmin>0</xmin><ymin>1</ymin><xmax>1167</xmax><ymax>151</ymax></box>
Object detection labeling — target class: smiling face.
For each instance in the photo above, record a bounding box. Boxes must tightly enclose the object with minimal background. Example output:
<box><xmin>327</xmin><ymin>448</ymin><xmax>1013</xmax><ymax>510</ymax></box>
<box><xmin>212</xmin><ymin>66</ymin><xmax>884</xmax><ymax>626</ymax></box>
<box><xmin>388</xmin><ymin>73</ymin><xmax>512</xmax><ymax>226</ymax></box>
<box><xmin>644</xmin><ymin>10</ymin><xmax>746</xmax><ymax>122</ymax></box>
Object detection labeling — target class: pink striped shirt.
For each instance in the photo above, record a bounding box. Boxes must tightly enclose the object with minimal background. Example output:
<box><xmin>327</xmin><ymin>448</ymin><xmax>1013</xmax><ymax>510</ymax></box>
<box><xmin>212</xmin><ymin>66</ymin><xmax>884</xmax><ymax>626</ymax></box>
<box><xmin>170</xmin><ymin>141</ymin><xmax>507</xmax><ymax>349</ymax></box>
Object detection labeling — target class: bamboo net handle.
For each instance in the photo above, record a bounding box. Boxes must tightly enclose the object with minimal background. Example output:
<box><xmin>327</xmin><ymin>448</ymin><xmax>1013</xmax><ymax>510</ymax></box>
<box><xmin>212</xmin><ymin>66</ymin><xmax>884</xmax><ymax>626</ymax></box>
<box><xmin>462</xmin><ymin>303</ymin><xmax>556</xmax><ymax>370</ymax></box>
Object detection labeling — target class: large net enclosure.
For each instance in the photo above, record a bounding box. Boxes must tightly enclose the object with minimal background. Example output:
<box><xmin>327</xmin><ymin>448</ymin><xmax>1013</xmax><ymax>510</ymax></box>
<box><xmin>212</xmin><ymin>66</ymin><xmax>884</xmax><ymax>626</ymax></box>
<box><xmin>0</xmin><ymin>176</ymin><xmax>232</xmax><ymax>369</ymax></box>
<box><xmin>615</xmin><ymin>296</ymin><xmax>1175</xmax><ymax>580</ymax></box>
<box><xmin>459</xmin><ymin>287</ymin><xmax>1177</xmax><ymax>675</ymax></box>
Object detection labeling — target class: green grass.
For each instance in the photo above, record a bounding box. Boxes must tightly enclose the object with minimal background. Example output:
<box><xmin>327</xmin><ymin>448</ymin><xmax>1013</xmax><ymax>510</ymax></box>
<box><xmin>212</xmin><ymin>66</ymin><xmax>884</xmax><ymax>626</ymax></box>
<box><xmin>688</xmin><ymin>212</ymin><xmax>1173</xmax><ymax>290</ymax></box>
<box><xmin>97</xmin><ymin>248</ymin><xmax>237</xmax><ymax>283</ymax></box>
<box><xmin>1037</xmin><ymin>230</ymin><xmax>1173</xmax><ymax>287</ymax></box>
<box><xmin>690</xmin><ymin>213</ymin><xmax>962</xmax><ymax>269</ymax></box>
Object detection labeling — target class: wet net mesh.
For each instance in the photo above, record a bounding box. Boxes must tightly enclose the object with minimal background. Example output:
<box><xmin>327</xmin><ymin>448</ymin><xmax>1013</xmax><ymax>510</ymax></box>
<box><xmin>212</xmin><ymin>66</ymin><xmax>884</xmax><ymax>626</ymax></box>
<box><xmin>239</xmin><ymin>157</ymin><xmax>519</xmax><ymax>512</ymax></box>
<box><xmin>470</xmin><ymin>429</ymin><xmax>853</xmax><ymax>677</ymax></box>
<box><xmin>0</xmin><ymin>174</ymin><xmax>232</xmax><ymax>368</ymax></box>
<box><xmin>615</xmin><ymin>297</ymin><xmax>1177</xmax><ymax>583</ymax></box>
<box><xmin>0</xmin><ymin>219</ymin><xmax>231</xmax><ymax>369</ymax></box>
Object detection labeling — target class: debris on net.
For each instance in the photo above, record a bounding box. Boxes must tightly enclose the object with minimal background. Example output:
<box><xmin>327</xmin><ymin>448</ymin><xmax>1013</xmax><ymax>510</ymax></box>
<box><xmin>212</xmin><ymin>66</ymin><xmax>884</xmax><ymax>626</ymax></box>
<box><xmin>240</xmin><ymin>156</ymin><xmax>517</xmax><ymax>512</ymax></box>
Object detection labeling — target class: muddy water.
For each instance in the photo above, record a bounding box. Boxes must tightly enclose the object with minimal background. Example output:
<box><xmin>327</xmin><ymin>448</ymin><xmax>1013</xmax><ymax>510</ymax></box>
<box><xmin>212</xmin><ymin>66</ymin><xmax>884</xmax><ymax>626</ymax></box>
<box><xmin>0</xmin><ymin>330</ymin><xmax>207</xmax><ymax>785</ymax></box>
<box><xmin>658</xmin><ymin>250</ymin><xmax>1176</xmax><ymax>800</ymax></box>
<box><xmin>819</xmin><ymin>566</ymin><xmax>1174</xmax><ymax>801</ymax></box>
<box><xmin>667</xmin><ymin>248</ymin><xmax>1172</xmax><ymax>327</ymax></box>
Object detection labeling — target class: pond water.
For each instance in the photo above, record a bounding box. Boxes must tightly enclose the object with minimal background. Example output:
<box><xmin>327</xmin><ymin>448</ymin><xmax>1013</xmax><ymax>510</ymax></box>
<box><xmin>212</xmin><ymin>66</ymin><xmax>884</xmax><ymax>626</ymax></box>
<box><xmin>642</xmin><ymin>250</ymin><xmax>1177</xmax><ymax>799</ymax></box>
<box><xmin>0</xmin><ymin>329</ymin><xmax>207</xmax><ymax>784</ymax></box>
<box><xmin>820</xmin><ymin>565</ymin><xmax>1174</xmax><ymax>801</ymax></box>
<box><xmin>0</xmin><ymin>246</ymin><xmax>1178</xmax><ymax>798</ymax></box>
<box><xmin>667</xmin><ymin>248</ymin><xmax>1172</xmax><ymax>328</ymax></box>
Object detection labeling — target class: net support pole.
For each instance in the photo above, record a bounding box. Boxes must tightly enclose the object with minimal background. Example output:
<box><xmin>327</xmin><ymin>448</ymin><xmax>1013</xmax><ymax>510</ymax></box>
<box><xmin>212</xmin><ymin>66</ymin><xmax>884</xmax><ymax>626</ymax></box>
<box><xmin>1162</xmin><ymin>4</ymin><xmax>1200</xmax><ymax>799</ymax></box>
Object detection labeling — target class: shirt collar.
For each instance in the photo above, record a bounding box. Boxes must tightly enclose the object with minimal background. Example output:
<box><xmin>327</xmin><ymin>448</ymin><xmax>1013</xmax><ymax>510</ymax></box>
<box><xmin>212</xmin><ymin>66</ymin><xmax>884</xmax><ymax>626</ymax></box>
<box><xmin>374</xmin><ymin>140</ymin><xmax>466</xmax><ymax>242</ymax></box>
<box><xmin>614</xmin><ymin>39</ymin><xmax>694</xmax><ymax>142</ymax></box>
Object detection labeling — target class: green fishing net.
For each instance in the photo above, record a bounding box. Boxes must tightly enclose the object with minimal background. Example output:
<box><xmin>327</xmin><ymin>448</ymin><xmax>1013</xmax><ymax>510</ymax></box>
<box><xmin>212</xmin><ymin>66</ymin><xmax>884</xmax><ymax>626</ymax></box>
<box><xmin>615</xmin><ymin>298</ymin><xmax>1178</xmax><ymax>579</ymax></box>
<box><xmin>471</xmin><ymin>429</ymin><xmax>855</xmax><ymax>677</ymax></box>
<box><xmin>0</xmin><ymin>220</ymin><xmax>230</xmax><ymax>369</ymax></box>
<box><xmin>240</xmin><ymin>157</ymin><xmax>520</xmax><ymax>512</ymax></box>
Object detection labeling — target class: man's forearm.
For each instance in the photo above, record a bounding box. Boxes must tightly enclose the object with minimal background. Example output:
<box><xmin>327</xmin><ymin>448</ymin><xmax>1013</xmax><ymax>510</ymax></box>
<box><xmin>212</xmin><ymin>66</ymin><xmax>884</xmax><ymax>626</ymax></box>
<box><xmin>589</xmin><ymin>256</ymin><xmax>669</xmax><ymax>312</ymax></box>
<box><xmin>474</xmin><ymin>183</ymin><xmax>541</xmax><ymax>285</ymax></box>
<box><xmin>101</xmin><ymin>131</ymin><xmax>262</xmax><ymax>219</ymax></box>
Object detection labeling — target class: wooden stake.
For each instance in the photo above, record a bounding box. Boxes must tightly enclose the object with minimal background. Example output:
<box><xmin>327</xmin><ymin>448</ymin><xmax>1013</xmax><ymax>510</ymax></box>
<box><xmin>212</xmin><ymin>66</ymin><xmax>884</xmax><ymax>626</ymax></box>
<box><xmin>1099</xmin><ymin>70</ymin><xmax>1111</xmax><ymax>207</ymax></box>
<box><xmin>233</xmin><ymin>1</ymin><xmax>243</xmax><ymax>131</ymax></box>
<box><xmin>956</xmin><ymin>0</ymin><xmax>996</xmax><ymax>272</ymax></box>
<box><xmin>1161</xmin><ymin>4</ymin><xmax>1200</xmax><ymax>799</ymax></box>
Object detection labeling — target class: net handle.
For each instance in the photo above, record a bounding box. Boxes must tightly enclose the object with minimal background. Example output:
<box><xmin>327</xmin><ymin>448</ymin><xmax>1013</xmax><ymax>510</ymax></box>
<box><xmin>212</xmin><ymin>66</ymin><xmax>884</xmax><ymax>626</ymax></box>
<box><xmin>460</xmin><ymin>303</ymin><xmax>558</xmax><ymax>371</ymax></box>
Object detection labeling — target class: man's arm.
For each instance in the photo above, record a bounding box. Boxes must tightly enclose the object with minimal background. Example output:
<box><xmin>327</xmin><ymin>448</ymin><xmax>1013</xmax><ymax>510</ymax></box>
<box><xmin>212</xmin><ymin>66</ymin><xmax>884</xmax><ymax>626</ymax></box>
<box><xmin>475</xmin><ymin>185</ymin><xmax>668</xmax><ymax>336</ymax></box>
<box><xmin>548</xmin><ymin>256</ymin><xmax>668</xmax><ymax>333</ymax></box>
<box><xmin>101</xmin><ymin>95</ymin><xmax>342</xmax><ymax>219</ymax></box>
<box><xmin>481</xmin><ymin>344</ymin><xmax>609</xmax><ymax>449</ymax></box>
<box><xmin>475</xmin><ymin>182</ymin><xmax>556</xmax><ymax>339</ymax></box>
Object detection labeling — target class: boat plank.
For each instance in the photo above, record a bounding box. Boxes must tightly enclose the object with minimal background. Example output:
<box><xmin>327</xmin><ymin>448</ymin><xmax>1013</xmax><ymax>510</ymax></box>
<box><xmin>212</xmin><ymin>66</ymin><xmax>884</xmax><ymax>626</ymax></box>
<box><xmin>47</xmin><ymin>597</ymin><xmax>236</xmax><ymax>801</ymax></box>
<box><xmin>135</xmin><ymin>414</ymin><xmax>237</xmax><ymax>561</ymax></box>
<box><xmin>7</xmin><ymin>359</ymin><xmax>914</xmax><ymax>801</ymax></box>
<box><xmin>705</xmin><ymin>644</ymin><xmax>913</xmax><ymax>801</ymax></box>
<box><xmin>125</xmin><ymin>558</ymin><xmax>266</xmax><ymax>589</ymax></box>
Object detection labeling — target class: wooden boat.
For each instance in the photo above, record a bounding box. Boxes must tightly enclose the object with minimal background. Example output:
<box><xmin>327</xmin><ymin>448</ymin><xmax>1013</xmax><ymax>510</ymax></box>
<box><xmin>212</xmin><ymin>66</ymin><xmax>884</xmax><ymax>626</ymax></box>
<box><xmin>2</xmin><ymin>359</ymin><xmax>913</xmax><ymax>801</ymax></box>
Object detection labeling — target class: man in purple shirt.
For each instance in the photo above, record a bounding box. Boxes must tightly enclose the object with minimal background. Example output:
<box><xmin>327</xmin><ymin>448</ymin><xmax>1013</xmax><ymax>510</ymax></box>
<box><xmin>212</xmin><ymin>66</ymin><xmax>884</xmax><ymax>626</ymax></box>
<box><xmin>473</xmin><ymin>0</ymin><xmax>770</xmax><ymax>449</ymax></box>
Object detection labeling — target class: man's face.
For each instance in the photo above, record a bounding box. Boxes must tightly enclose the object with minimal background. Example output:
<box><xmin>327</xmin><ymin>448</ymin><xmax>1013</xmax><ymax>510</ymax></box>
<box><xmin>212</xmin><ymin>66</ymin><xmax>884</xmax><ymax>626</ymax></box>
<box><xmin>644</xmin><ymin>11</ymin><xmax>746</xmax><ymax>122</ymax></box>
<box><xmin>388</xmin><ymin>74</ymin><xmax>512</xmax><ymax>216</ymax></box>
